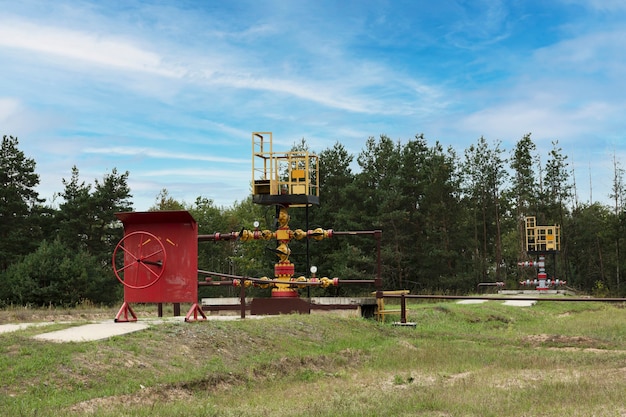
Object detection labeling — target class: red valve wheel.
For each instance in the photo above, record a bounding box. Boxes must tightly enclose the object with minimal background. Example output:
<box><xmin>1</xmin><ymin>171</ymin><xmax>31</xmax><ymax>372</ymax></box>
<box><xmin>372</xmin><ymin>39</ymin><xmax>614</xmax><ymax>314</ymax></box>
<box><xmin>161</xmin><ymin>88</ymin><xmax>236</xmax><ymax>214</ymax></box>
<box><xmin>112</xmin><ymin>231</ymin><xmax>167</xmax><ymax>289</ymax></box>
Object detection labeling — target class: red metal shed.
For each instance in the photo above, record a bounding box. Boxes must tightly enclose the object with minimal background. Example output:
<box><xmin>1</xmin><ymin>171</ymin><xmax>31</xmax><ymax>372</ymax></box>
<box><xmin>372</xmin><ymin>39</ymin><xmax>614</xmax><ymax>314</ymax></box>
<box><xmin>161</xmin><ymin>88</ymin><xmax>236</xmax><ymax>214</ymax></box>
<box><xmin>113</xmin><ymin>210</ymin><xmax>205</xmax><ymax>321</ymax></box>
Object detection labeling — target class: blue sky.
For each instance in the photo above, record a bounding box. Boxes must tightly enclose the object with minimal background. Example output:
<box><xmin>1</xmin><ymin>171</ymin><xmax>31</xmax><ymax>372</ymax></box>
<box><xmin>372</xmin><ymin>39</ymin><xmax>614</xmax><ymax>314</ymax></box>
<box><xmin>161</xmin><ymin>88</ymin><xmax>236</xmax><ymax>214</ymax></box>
<box><xmin>1</xmin><ymin>0</ymin><xmax>625</xmax><ymax>211</ymax></box>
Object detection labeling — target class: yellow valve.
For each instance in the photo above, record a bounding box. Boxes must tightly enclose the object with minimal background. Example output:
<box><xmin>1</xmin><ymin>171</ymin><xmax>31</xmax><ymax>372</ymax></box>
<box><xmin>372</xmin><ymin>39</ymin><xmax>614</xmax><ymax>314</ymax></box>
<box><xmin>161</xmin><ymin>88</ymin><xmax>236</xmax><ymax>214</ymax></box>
<box><xmin>309</xmin><ymin>228</ymin><xmax>332</xmax><ymax>241</ymax></box>
<box><xmin>239</xmin><ymin>230</ymin><xmax>254</xmax><ymax>242</ymax></box>
<box><xmin>292</xmin><ymin>229</ymin><xmax>307</xmax><ymax>240</ymax></box>
<box><xmin>275</xmin><ymin>243</ymin><xmax>291</xmax><ymax>262</ymax></box>
<box><xmin>258</xmin><ymin>276</ymin><xmax>271</xmax><ymax>289</ymax></box>
<box><xmin>231</xmin><ymin>229</ymin><xmax>276</xmax><ymax>241</ymax></box>
<box><xmin>295</xmin><ymin>276</ymin><xmax>307</xmax><ymax>288</ymax></box>
<box><xmin>233</xmin><ymin>278</ymin><xmax>253</xmax><ymax>287</ymax></box>
<box><xmin>319</xmin><ymin>277</ymin><xmax>339</xmax><ymax>288</ymax></box>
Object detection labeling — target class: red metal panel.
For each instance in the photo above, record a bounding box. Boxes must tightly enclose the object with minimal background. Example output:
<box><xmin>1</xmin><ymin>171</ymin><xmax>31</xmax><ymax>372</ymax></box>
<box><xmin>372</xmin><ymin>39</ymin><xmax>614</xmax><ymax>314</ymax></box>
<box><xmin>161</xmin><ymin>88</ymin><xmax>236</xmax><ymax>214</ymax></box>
<box><xmin>115</xmin><ymin>211</ymin><xmax>198</xmax><ymax>303</ymax></box>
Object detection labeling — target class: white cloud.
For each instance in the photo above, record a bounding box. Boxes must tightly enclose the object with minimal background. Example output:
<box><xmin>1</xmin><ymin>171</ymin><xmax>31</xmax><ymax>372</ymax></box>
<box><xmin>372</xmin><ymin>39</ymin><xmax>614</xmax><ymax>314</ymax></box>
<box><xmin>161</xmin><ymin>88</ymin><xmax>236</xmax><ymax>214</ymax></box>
<box><xmin>0</xmin><ymin>18</ymin><xmax>185</xmax><ymax>77</ymax></box>
<box><xmin>83</xmin><ymin>146</ymin><xmax>248</xmax><ymax>164</ymax></box>
<box><xmin>560</xmin><ymin>0</ymin><xmax>626</xmax><ymax>12</ymax></box>
<box><xmin>0</xmin><ymin>97</ymin><xmax>67</xmax><ymax>137</ymax></box>
<box><xmin>140</xmin><ymin>168</ymin><xmax>250</xmax><ymax>181</ymax></box>
<box><xmin>458</xmin><ymin>99</ymin><xmax>616</xmax><ymax>143</ymax></box>
<box><xmin>0</xmin><ymin>9</ymin><xmax>442</xmax><ymax>118</ymax></box>
<box><xmin>0</xmin><ymin>97</ymin><xmax>20</xmax><ymax>122</ymax></box>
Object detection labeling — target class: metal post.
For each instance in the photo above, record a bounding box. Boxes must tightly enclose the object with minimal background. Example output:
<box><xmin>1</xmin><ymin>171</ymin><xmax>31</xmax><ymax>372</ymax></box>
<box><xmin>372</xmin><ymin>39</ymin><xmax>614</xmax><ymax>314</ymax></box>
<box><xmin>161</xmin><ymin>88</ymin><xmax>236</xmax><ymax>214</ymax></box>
<box><xmin>401</xmin><ymin>294</ymin><xmax>407</xmax><ymax>324</ymax></box>
<box><xmin>306</xmin><ymin>204</ymin><xmax>310</xmax><ymax>299</ymax></box>
<box><xmin>240</xmin><ymin>280</ymin><xmax>246</xmax><ymax>319</ymax></box>
<box><xmin>375</xmin><ymin>230</ymin><xmax>382</xmax><ymax>291</ymax></box>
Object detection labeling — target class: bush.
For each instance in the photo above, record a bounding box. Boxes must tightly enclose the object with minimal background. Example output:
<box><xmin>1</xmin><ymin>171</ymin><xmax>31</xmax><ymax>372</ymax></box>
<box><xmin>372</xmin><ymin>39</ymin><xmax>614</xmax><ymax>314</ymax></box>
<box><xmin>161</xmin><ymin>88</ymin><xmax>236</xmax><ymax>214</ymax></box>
<box><xmin>0</xmin><ymin>239</ymin><xmax>120</xmax><ymax>307</ymax></box>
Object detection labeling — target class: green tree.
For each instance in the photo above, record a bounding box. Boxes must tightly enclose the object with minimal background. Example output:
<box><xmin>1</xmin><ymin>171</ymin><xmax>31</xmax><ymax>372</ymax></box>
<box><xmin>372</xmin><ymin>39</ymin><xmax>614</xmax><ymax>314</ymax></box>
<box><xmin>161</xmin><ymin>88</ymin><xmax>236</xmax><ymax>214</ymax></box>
<box><xmin>355</xmin><ymin>135</ymin><xmax>407</xmax><ymax>288</ymax></box>
<box><xmin>509</xmin><ymin>134</ymin><xmax>539</xmax><ymax>253</ymax></box>
<box><xmin>609</xmin><ymin>153</ymin><xmax>625</xmax><ymax>294</ymax></box>
<box><xmin>541</xmin><ymin>141</ymin><xmax>572</xmax><ymax>221</ymax></box>
<box><xmin>89</xmin><ymin>168</ymin><xmax>133</xmax><ymax>259</ymax></box>
<box><xmin>567</xmin><ymin>204</ymin><xmax>612</xmax><ymax>292</ymax></box>
<box><xmin>414</xmin><ymin>142</ymin><xmax>468</xmax><ymax>290</ymax></box>
<box><xmin>315</xmin><ymin>142</ymin><xmax>356</xmax><ymax>230</ymax></box>
<box><xmin>192</xmin><ymin>196</ymin><xmax>229</xmax><ymax>274</ymax></box>
<box><xmin>541</xmin><ymin>141</ymin><xmax>572</xmax><ymax>281</ymax></box>
<box><xmin>55</xmin><ymin>166</ymin><xmax>92</xmax><ymax>252</ymax></box>
<box><xmin>0</xmin><ymin>239</ymin><xmax>119</xmax><ymax>306</ymax></box>
<box><xmin>335</xmin><ymin>134</ymin><xmax>469</xmax><ymax>292</ymax></box>
<box><xmin>505</xmin><ymin>134</ymin><xmax>540</xmax><ymax>284</ymax></box>
<box><xmin>0</xmin><ymin>135</ymin><xmax>43</xmax><ymax>270</ymax></box>
<box><xmin>150</xmin><ymin>188</ymin><xmax>186</xmax><ymax>211</ymax></box>
<box><xmin>56</xmin><ymin>166</ymin><xmax>132</xmax><ymax>261</ymax></box>
<box><xmin>462</xmin><ymin>137</ymin><xmax>508</xmax><ymax>282</ymax></box>
<box><xmin>309</xmin><ymin>142</ymin><xmax>363</xmax><ymax>284</ymax></box>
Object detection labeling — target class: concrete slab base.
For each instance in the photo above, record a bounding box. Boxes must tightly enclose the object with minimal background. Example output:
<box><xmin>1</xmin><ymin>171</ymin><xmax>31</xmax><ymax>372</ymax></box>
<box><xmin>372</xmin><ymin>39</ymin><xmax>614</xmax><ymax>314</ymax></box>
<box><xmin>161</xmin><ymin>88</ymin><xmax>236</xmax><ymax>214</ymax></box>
<box><xmin>457</xmin><ymin>300</ymin><xmax>488</xmax><ymax>304</ymax></box>
<box><xmin>502</xmin><ymin>299</ymin><xmax>537</xmax><ymax>307</ymax></box>
<box><xmin>457</xmin><ymin>299</ymin><xmax>537</xmax><ymax>307</ymax></box>
<box><xmin>32</xmin><ymin>321</ymin><xmax>152</xmax><ymax>343</ymax></box>
<box><xmin>392</xmin><ymin>322</ymin><xmax>417</xmax><ymax>327</ymax></box>
<box><xmin>27</xmin><ymin>315</ymin><xmax>268</xmax><ymax>343</ymax></box>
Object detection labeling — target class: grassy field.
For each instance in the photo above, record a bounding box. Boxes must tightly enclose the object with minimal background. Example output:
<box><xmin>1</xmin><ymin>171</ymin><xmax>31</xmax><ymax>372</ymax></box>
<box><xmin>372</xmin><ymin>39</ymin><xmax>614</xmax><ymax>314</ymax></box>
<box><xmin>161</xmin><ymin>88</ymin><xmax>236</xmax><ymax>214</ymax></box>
<box><xmin>1</xmin><ymin>300</ymin><xmax>626</xmax><ymax>416</ymax></box>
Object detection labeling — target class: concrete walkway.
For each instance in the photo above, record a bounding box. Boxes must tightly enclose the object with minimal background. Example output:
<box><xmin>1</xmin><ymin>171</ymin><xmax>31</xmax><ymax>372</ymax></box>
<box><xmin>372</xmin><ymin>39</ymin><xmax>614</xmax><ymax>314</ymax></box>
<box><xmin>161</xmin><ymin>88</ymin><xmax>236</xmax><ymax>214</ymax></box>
<box><xmin>32</xmin><ymin>320</ymin><xmax>152</xmax><ymax>343</ymax></box>
<box><xmin>457</xmin><ymin>300</ymin><xmax>488</xmax><ymax>305</ymax></box>
<box><xmin>502</xmin><ymin>299</ymin><xmax>537</xmax><ymax>307</ymax></box>
<box><xmin>457</xmin><ymin>299</ymin><xmax>537</xmax><ymax>307</ymax></box>
<box><xmin>1</xmin><ymin>315</ymin><xmax>266</xmax><ymax>343</ymax></box>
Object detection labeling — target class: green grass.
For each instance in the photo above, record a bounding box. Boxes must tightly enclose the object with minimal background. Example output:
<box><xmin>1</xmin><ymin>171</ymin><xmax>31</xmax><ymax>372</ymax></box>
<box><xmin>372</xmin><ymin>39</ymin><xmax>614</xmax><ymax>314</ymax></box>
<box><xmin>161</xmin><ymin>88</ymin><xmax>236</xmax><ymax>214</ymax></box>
<box><xmin>1</xmin><ymin>301</ymin><xmax>626</xmax><ymax>416</ymax></box>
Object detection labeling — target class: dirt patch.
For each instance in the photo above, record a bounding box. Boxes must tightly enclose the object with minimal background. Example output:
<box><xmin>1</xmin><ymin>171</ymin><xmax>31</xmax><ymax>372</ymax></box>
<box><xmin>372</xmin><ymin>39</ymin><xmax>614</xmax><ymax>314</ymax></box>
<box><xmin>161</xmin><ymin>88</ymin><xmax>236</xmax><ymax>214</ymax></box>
<box><xmin>398</xmin><ymin>339</ymin><xmax>418</xmax><ymax>351</ymax></box>
<box><xmin>492</xmin><ymin>368</ymin><xmax>581</xmax><ymax>389</ymax></box>
<box><xmin>444</xmin><ymin>371</ymin><xmax>472</xmax><ymax>385</ymax></box>
<box><xmin>377</xmin><ymin>372</ymin><xmax>437</xmax><ymax>391</ymax></box>
<box><xmin>61</xmin><ymin>323</ymin><xmax>367</xmax><ymax>414</ymax></box>
<box><xmin>522</xmin><ymin>333</ymin><xmax>601</xmax><ymax>348</ymax></box>
<box><xmin>68</xmin><ymin>385</ymin><xmax>195</xmax><ymax>414</ymax></box>
<box><xmin>66</xmin><ymin>349</ymin><xmax>364</xmax><ymax>414</ymax></box>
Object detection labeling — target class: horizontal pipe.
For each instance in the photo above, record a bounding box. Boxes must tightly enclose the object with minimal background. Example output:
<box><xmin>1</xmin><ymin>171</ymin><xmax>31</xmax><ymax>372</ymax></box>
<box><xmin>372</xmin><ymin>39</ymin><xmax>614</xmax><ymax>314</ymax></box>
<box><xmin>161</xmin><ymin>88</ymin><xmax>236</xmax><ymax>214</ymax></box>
<box><xmin>198</xmin><ymin>270</ymin><xmax>242</xmax><ymax>279</ymax></box>
<box><xmin>331</xmin><ymin>230</ymin><xmax>382</xmax><ymax>236</ymax></box>
<box><xmin>198</xmin><ymin>281</ymin><xmax>234</xmax><ymax>286</ymax></box>
<box><xmin>198</xmin><ymin>270</ymin><xmax>375</xmax><ymax>287</ymax></box>
<box><xmin>198</xmin><ymin>233</ymin><xmax>237</xmax><ymax>242</ymax></box>
<box><xmin>198</xmin><ymin>280</ymin><xmax>374</xmax><ymax>288</ymax></box>
<box><xmin>383</xmin><ymin>294</ymin><xmax>626</xmax><ymax>303</ymax></box>
<box><xmin>198</xmin><ymin>230</ymin><xmax>382</xmax><ymax>241</ymax></box>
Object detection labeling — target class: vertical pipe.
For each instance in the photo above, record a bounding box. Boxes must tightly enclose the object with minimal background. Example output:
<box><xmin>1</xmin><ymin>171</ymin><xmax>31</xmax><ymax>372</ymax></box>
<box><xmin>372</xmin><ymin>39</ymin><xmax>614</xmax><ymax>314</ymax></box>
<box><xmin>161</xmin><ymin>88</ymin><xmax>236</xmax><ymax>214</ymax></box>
<box><xmin>306</xmin><ymin>204</ymin><xmax>310</xmax><ymax>299</ymax></box>
<box><xmin>401</xmin><ymin>294</ymin><xmax>407</xmax><ymax>324</ymax></box>
<box><xmin>553</xmin><ymin>252</ymin><xmax>557</xmax><ymax>282</ymax></box>
<box><xmin>240</xmin><ymin>280</ymin><xmax>246</xmax><ymax>319</ymax></box>
<box><xmin>375</xmin><ymin>230</ymin><xmax>382</xmax><ymax>291</ymax></box>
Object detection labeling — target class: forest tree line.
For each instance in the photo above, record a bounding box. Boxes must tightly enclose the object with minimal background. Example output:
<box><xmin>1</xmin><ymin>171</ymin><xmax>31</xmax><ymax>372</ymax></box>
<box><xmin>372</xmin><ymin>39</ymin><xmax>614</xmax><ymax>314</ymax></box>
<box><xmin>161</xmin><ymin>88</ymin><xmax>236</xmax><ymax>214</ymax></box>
<box><xmin>1</xmin><ymin>133</ymin><xmax>625</xmax><ymax>307</ymax></box>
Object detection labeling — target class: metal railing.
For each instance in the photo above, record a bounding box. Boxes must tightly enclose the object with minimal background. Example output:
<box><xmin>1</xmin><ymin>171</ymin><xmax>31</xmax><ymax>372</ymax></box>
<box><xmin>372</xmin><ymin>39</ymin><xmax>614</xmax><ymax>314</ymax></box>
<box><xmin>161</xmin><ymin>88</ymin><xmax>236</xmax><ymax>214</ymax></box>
<box><xmin>384</xmin><ymin>293</ymin><xmax>626</xmax><ymax>324</ymax></box>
